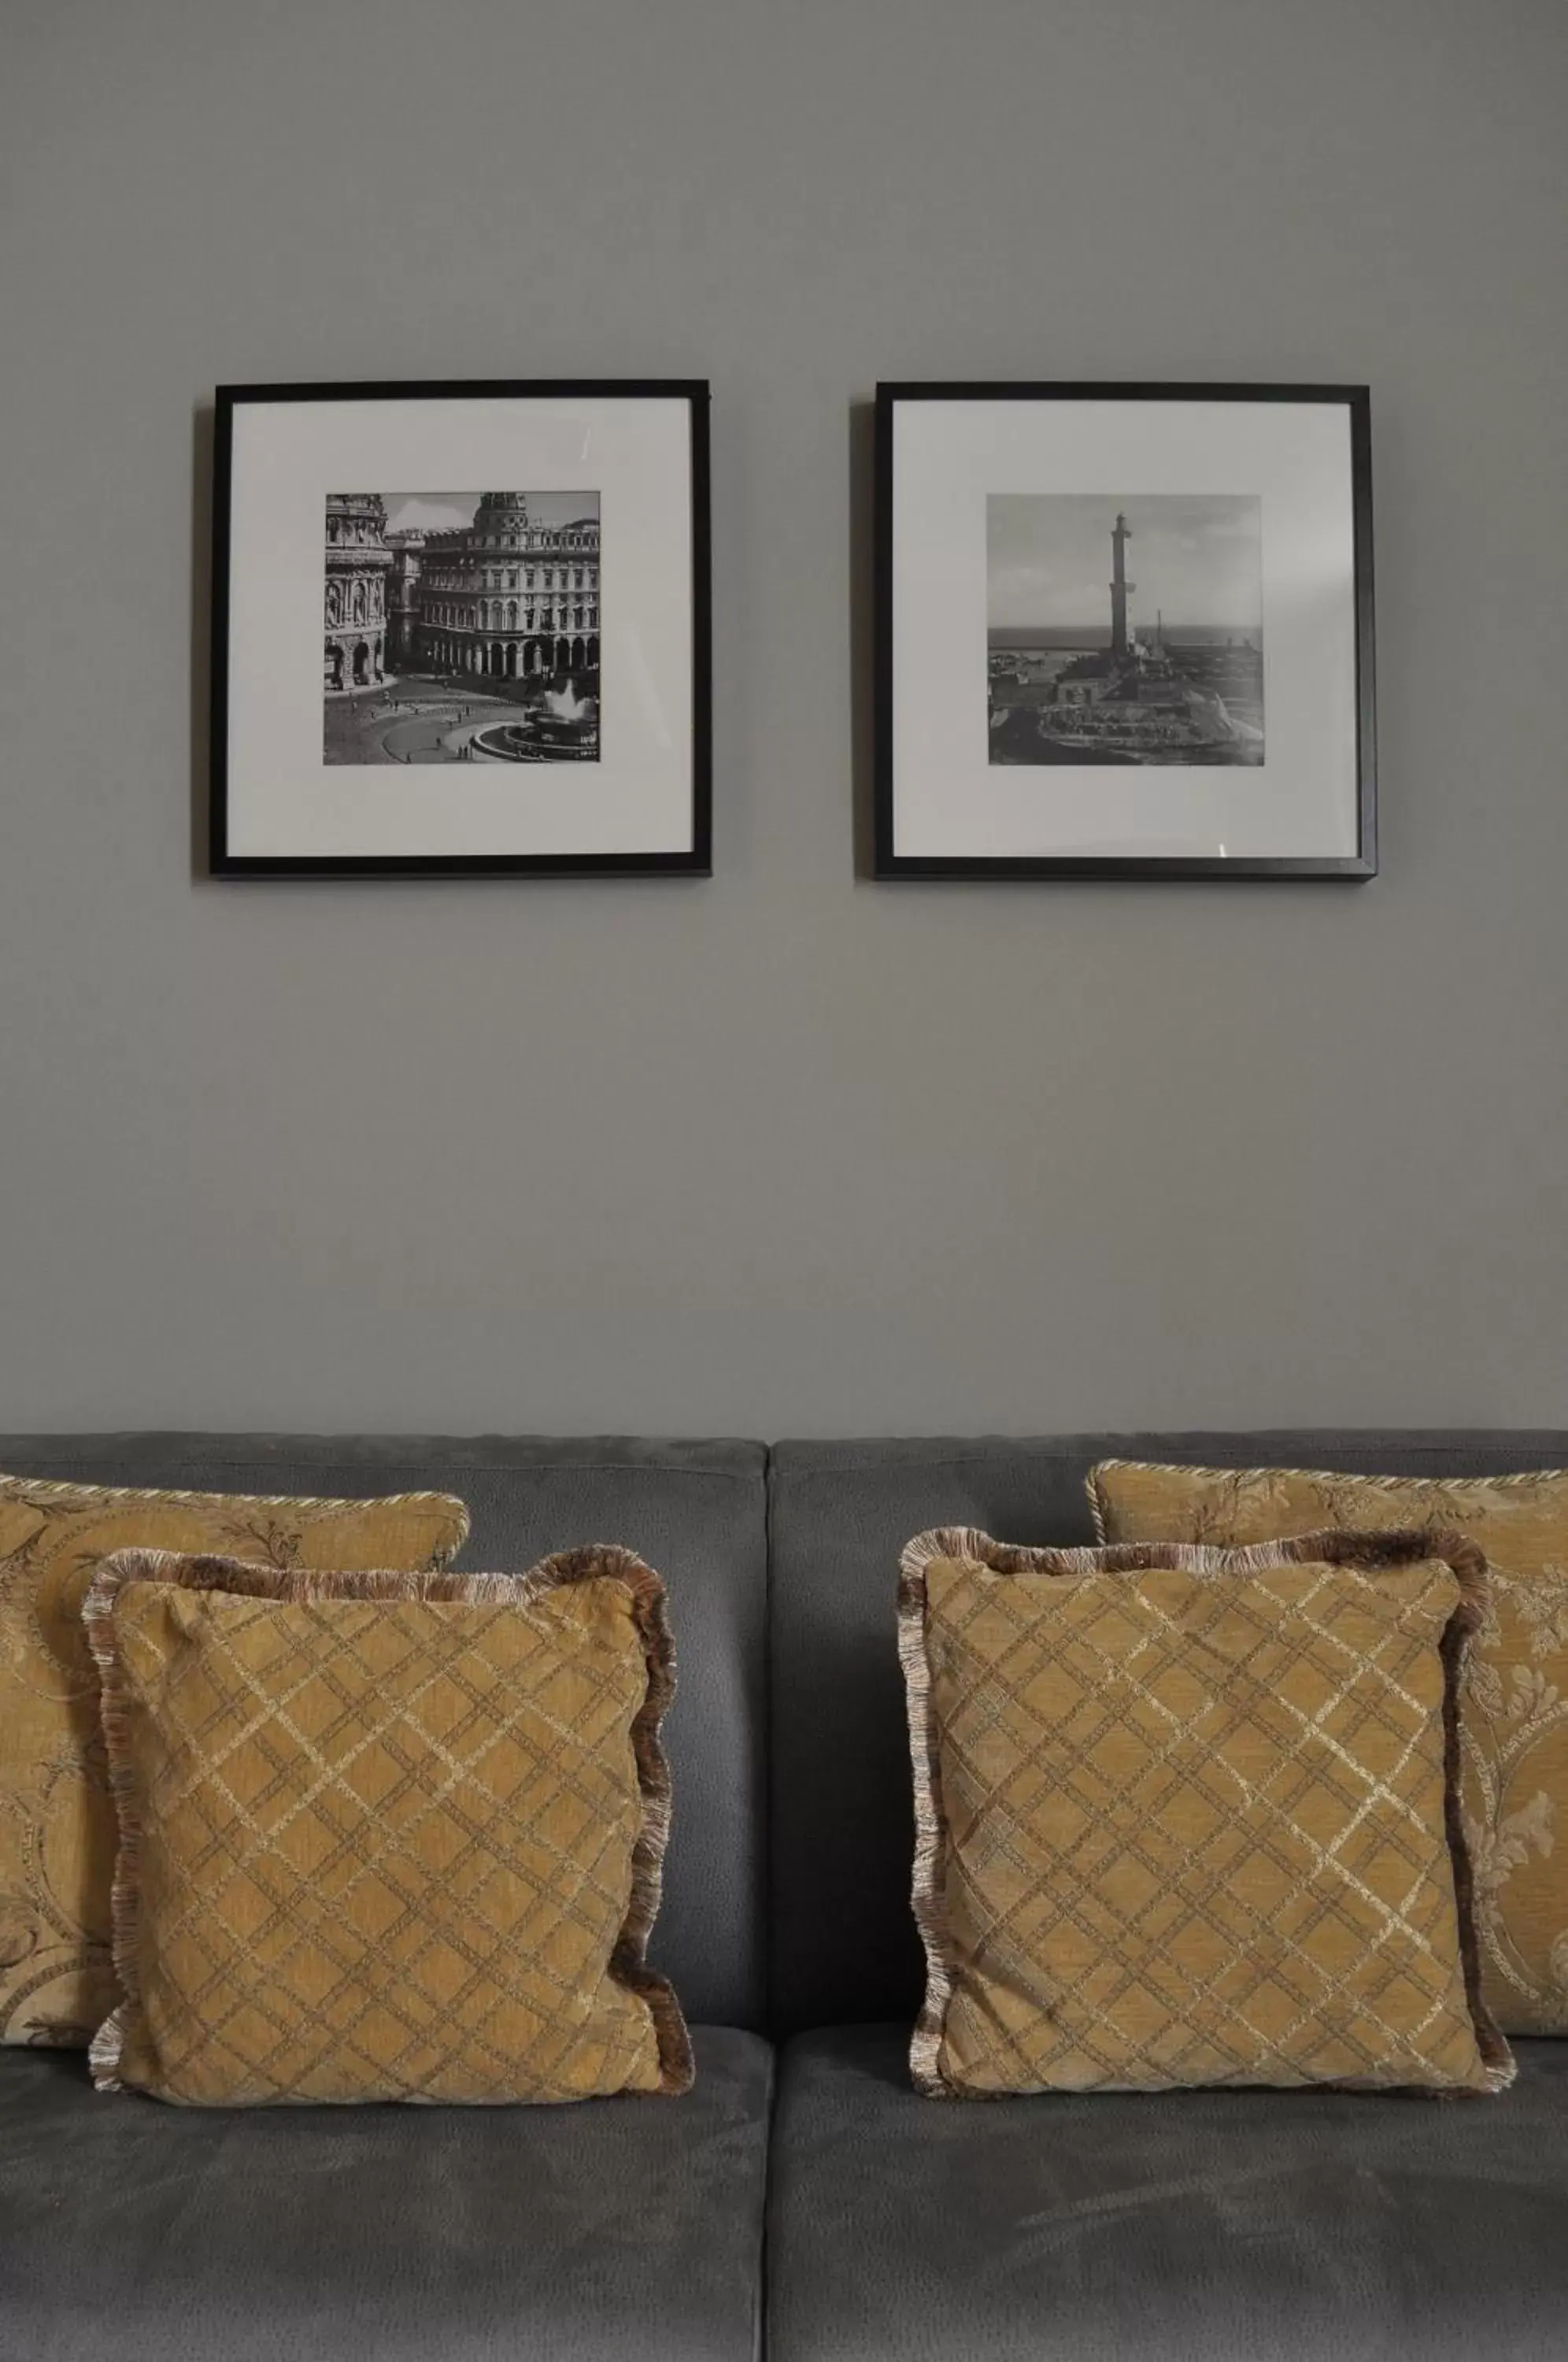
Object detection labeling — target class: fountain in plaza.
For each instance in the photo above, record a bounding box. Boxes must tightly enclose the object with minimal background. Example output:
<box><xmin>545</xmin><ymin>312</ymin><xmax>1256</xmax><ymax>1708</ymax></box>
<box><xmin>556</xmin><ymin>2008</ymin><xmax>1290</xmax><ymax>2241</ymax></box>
<box><xmin>469</xmin><ymin>676</ymin><xmax>598</xmax><ymax>762</ymax></box>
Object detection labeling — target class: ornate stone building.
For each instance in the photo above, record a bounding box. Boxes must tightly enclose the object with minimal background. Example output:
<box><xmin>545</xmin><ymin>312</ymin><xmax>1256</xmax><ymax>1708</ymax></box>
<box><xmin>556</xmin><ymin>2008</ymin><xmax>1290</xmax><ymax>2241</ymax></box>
<box><xmin>414</xmin><ymin>493</ymin><xmax>601</xmax><ymax>683</ymax></box>
<box><xmin>324</xmin><ymin>494</ymin><xmax>392</xmax><ymax>692</ymax></box>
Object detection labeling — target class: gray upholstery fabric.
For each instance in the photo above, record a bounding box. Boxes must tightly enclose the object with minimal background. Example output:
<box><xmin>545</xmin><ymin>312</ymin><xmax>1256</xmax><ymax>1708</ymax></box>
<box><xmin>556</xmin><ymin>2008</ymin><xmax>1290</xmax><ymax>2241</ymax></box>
<box><xmin>767</xmin><ymin>2024</ymin><xmax>1568</xmax><ymax>2362</ymax></box>
<box><xmin>0</xmin><ymin>1433</ymin><xmax>767</xmax><ymax>2030</ymax></box>
<box><xmin>767</xmin><ymin>1431</ymin><xmax>1568</xmax><ymax>2032</ymax></box>
<box><xmin>0</xmin><ymin>2030</ymin><xmax>771</xmax><ymax>2362</ymax></box>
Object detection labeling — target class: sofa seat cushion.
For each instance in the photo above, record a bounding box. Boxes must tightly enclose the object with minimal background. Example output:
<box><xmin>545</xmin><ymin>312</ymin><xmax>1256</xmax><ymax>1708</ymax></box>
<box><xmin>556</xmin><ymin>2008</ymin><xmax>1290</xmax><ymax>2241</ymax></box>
<box><xmin>766</xmin><ymin>2024</ymin><xmax>1568</xmax><ymax>2362</ymax></box>
<box><xmin>0</xmin><ymin>2027</ymin><xmax>771</xmax><ymax>2362</ymax></box>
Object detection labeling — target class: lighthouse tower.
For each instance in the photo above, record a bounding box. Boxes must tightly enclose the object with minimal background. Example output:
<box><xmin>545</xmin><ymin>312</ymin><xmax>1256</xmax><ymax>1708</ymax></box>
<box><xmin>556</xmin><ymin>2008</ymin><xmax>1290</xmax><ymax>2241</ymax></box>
<box><xmin>1109</xmin><ymin>512</ymin><xmax>1135</xmax><ymax>660</ymax></box>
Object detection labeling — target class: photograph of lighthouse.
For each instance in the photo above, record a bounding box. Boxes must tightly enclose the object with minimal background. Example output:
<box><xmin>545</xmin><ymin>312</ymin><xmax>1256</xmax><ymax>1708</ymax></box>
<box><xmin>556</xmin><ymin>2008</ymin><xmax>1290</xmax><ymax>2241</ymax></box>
<box><xmin>322</xmin><ymin>491</ymin><xmax>601</xmax><ymax>767</ymax></box>
<box><xmin>874</xmin><ymin>383</ymin><xmax>1373</xmax><ymax>877</ymax></box>
<box><xmin>987</xmin><ymin>494</ymin><xmax>1264</xmax><ymax>766</ymax></box>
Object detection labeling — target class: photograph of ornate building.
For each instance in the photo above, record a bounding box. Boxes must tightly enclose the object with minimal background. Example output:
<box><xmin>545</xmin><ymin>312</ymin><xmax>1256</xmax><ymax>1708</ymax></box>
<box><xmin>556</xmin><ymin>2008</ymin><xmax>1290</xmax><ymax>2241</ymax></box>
<box><xmin>324</xmin><ymin>491</ymin><xmax>601</xmax><ymax>766</ymax></box>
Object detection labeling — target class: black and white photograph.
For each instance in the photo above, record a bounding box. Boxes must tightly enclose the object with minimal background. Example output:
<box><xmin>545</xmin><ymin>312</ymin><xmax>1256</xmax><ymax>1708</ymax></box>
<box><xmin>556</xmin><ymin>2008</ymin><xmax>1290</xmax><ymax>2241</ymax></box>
<box><xmin>323</xmin><ymin>491</ymin><xmax>601</xmax><ymax>766</ymax></box>
<box><xmin>875</xmin><ymin>383</ymin><xmax>1374</xmax><ymax>879</ymax></box>
<box><xmin>211</xmin><ymin>381</ymin><xmax>709</xmax><ymax>877</ymax></box>
<box><xmin>987</xmin><ymin>494</ymin><xmax>1264</xmax><ymax>768</ymax></box>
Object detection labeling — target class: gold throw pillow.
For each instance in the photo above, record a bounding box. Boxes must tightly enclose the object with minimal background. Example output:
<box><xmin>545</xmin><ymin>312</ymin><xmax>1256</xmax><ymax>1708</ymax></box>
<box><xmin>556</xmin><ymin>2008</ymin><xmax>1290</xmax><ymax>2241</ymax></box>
<box><xmin>1089</xmin><ymin>1460</ymin><xmax>1568</xmax><ymax>2036</ymax></box>
<box><xmin>0</xmin><ymin>1475</ymin><xmax>468</xmax><ymax>2048</ymax></box>
<box><xmin>82</xmin><ymin>1546</ymin><xmax>693</xmax><ymax>2106</ymax></box>
<box><xmin>899</xmin><ymin>1524</ymin><xmax>1511</xmax><ymax>2097</ymax></box>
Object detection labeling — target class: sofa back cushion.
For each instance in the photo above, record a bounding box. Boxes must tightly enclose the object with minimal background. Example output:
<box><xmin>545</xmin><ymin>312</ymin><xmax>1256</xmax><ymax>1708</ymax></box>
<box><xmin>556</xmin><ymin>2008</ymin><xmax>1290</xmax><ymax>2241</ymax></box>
<box><xmin>0</xmin><ymin>1435</ymin><xmax>767</xmax><ymax>2032</ymax></box>
<box><xmin>768</xmin><ymin>1431</ymin><xmax>1568</xmax><ymax>2035</ymax></box>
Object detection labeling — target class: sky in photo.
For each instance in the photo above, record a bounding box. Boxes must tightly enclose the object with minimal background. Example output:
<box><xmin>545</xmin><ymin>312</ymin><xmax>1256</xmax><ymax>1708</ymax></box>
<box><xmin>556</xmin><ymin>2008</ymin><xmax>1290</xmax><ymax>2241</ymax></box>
<box><xmin>378</xmin><ymin>491</ymin><xmax>600</xmax><ymax>533</ymax></box>
<box><xmin>987</xmin><ymin>493</ymin><xmax>1262</xmax><ymax>631</ymax></box>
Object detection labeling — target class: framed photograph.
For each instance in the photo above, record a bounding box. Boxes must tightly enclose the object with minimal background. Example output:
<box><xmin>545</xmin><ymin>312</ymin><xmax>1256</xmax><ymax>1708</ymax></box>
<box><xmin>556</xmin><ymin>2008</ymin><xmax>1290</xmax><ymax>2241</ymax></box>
<box><xmin>210</xmin><ymin>379</ymin><xmax>711</xmax><ymax>876</ymax></box>
<box><xmin>874</xmin><ymin>383</ymin><xmax>1374</xmax><ymax>879</ymax></box>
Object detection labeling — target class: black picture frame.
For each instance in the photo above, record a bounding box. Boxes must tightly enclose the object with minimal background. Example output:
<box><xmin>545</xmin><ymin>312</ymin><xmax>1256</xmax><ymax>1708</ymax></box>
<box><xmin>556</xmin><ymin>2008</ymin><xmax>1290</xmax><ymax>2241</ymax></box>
<box><xmin>873</xmin><ymin>382</ymin><xmax>1376</xmax><ymax>880</ymax></box>
<box><xmin>209</xmin><ymin>379</ymin><xmax>712</xmax><ymax>878</ymax></box>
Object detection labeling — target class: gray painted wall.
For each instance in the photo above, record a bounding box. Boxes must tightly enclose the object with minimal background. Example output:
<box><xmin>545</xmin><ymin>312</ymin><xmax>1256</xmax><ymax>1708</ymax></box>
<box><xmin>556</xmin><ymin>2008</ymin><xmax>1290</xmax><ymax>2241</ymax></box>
<box><xmin>1</xmin><ymin>0</ymin><xmax>1564</xmax><ymax>1435</ymax></box>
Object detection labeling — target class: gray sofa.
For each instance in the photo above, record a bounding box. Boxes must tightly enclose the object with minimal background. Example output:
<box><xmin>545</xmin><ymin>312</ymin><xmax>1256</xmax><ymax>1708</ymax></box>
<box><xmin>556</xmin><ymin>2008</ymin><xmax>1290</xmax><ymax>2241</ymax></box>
<box><xmin>3</xmin><ymin>1430</ymin><xmax>1567</xmax><ymax>2362</ymax></box>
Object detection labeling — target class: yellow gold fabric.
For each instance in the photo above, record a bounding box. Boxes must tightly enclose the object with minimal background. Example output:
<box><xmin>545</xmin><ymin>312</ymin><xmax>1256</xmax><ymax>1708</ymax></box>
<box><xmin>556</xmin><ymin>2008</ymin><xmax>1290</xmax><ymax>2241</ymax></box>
<box><xmin>83</xmin><ymin>1546</ymin><xmax>693</xmax><ymax>2107</ymax></box>
<box><xmin>0</xmin><ymin>1476</ymin><xmax>468</xmax><ymax>2049</ymax></box>
<box><xmin>898</xmin><ymin>1525</ymin><xmax>1511</xmax><ymax>2097</ymax></box>
<box><xmin>1090</xmin><ymin>1461</ymin><xmax>1568</xmax><ymax>2037</ymax></box>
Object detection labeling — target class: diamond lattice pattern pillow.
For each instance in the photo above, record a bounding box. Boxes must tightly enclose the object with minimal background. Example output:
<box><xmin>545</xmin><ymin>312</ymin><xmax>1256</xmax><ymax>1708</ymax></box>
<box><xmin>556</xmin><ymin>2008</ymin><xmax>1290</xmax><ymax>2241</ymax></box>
<box><xmin>83</xmin><ymin>1546</ymin><xmax>693</xmax><ymax>2106</ymax></box>
<box><xmin>899</xmin><ymin>1524</ymin><xmax>1511</xmax><ymax>2097</ymax></box>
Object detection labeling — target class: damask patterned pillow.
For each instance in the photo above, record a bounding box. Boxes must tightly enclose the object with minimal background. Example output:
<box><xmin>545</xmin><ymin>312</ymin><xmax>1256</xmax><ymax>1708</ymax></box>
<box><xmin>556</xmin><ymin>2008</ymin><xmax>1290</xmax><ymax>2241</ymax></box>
<box><xmin>1089</xmin><ymin>1461</ymin><xmax>1568</xmax><ymax>2035</ymax></box>
<box><xmin>82</xmin><ymin>1546</ymin><xmax>693</xmax><ymax>2106</ymax></box>
<box><xmin>0</xmin><ymin>1474</ymin><xmax>468</xmax><ymax>2048</ymax></box>
<box><xmin>899</xmin><ymin>1523</ymin><xmax>1511</xmax><ymax>2097</ymax></box>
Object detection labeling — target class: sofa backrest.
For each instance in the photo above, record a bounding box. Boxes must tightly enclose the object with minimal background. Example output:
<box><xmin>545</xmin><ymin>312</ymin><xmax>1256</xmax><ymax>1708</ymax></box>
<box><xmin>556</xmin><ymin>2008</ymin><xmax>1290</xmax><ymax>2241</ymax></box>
<box><xmin>767</xmin><ymin>1430</ymin><xmax>1568</xmax><ymax>2035</ymax></box>
<box><xmin>0</xmin><ymin>1433</ymin><xmax>769</xmax><ymax>2032</ymax></box>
